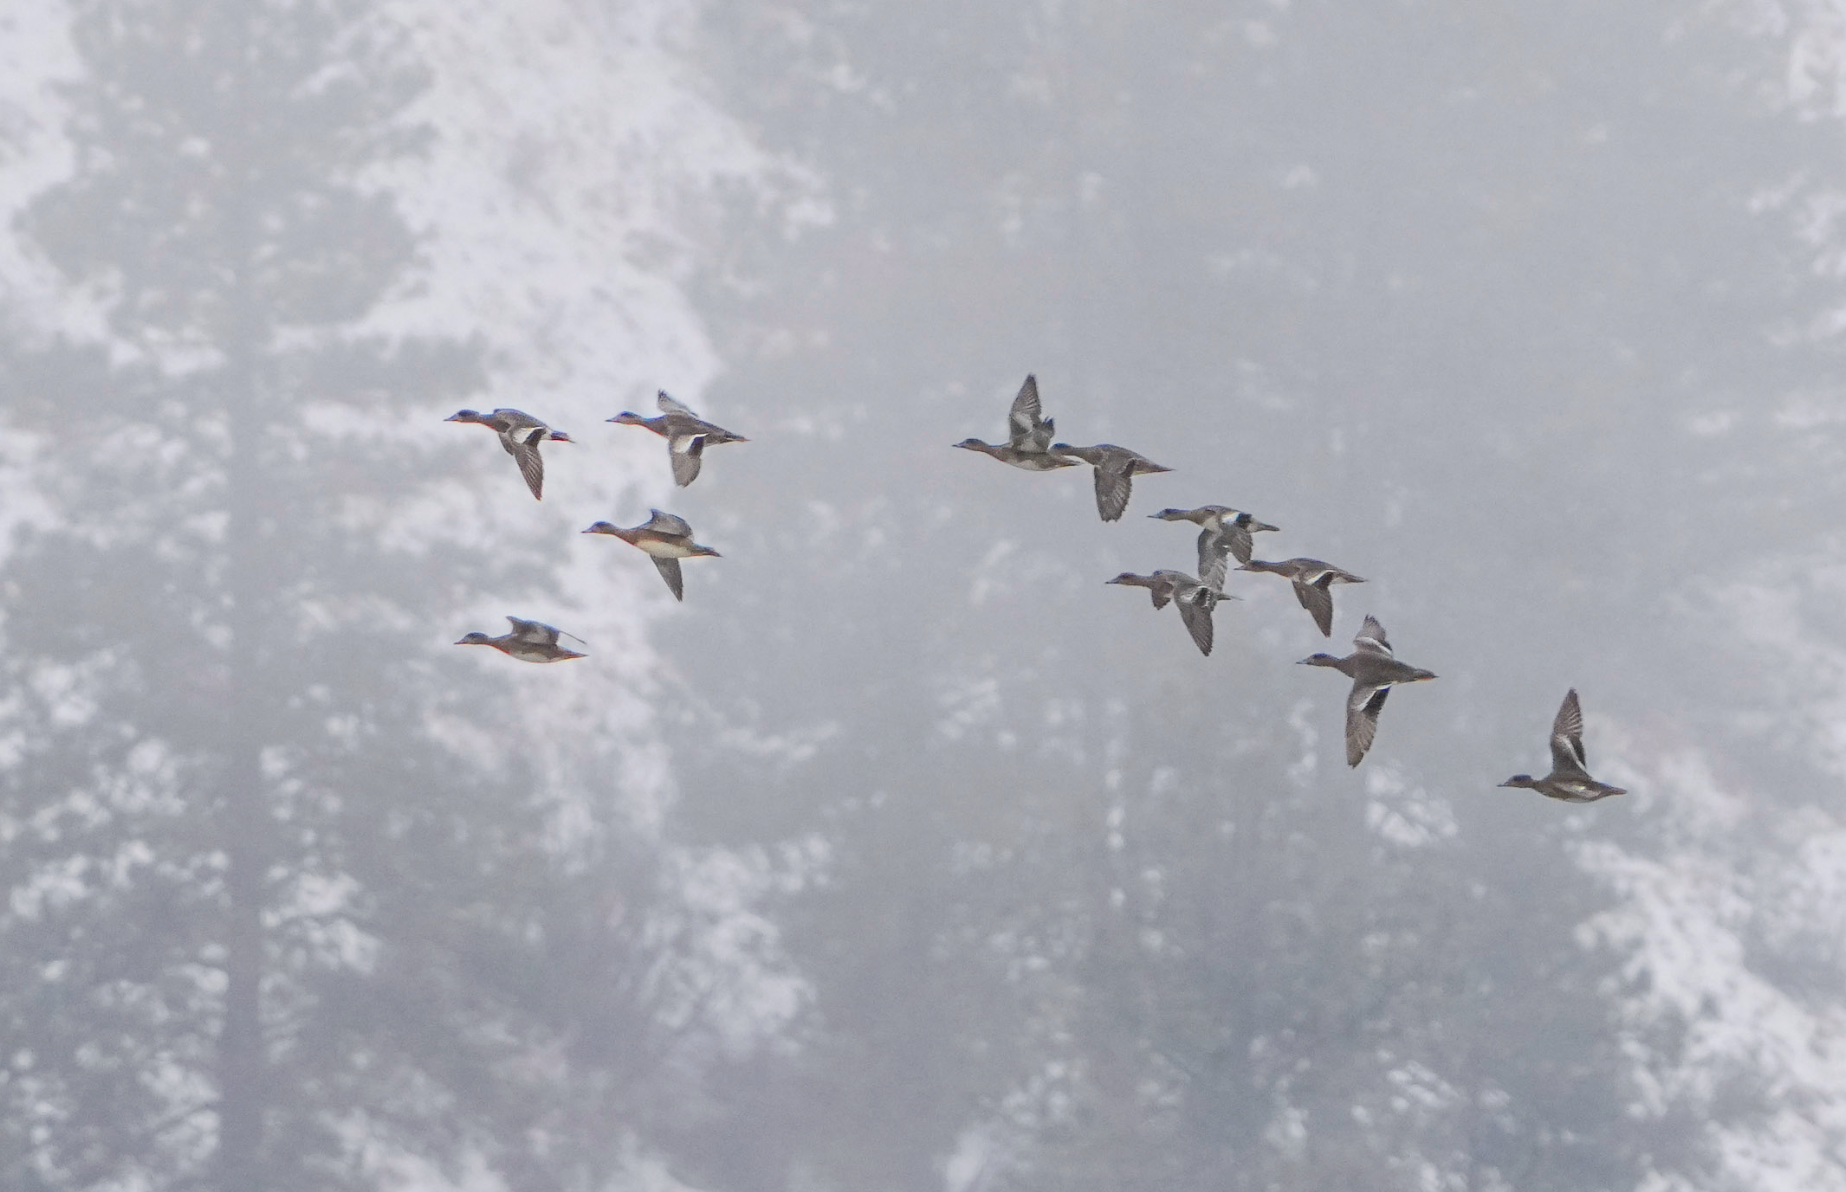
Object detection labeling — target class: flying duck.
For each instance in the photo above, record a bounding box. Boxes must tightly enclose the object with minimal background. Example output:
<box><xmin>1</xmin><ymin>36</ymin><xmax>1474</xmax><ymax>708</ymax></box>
<box><xmin>1238</xmin><ymin>557</ymin><xmax>1366</xmax><ymax>637</ymax></box>
<box><xmin>1299</xmin><ymin>615</ymin><xmax>1435</xmax><ymax>767</ymax></box>
<box><xmin>1499</xmin><ymin>689</ymin><xmax>1627</xmax><ymax>802</ymax></box>
<box><xmin>953</xmin><ymin>374</ymin><xmax>1078</xmax><ymax>471</ymax></box>
<box><xmin>608</xmin><ymin>391</ymin><xmax>748</xmax><ymax>487</ymax></box>
<box><xmin>1150</xmin><ymin>506</ymin><xmax>1279</xmax><ymax>588</ymax></box>
<box><xmin>1106</xmin><ymin>569</ymin><xmax>1235</xmax><ymax>657</ymax></box>
<box><xmin>1053</xmin><ymin>443</ymin><xmax>1172</xmax><ymax>522</ymax></box>
<box><xmin>445</xmin><ymin>408</ymin><xmax>572</xmax><ymax>500</ymax></box>
<box><xmin>454</xmin><ymin>616</ymin><xmax>587</xmax><ymax>662</ymax></box>
<box><xmin>583</xmin><ymin>509</ymin><xmax>720</xmax><ymax>601</ymax></box>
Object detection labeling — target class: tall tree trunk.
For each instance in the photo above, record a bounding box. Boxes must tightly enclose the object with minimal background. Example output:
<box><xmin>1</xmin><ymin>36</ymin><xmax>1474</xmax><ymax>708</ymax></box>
<box><xmin>217</xmin><ymin>9</ymin><xmax>268</xmax><ymax>1183</ymax></box>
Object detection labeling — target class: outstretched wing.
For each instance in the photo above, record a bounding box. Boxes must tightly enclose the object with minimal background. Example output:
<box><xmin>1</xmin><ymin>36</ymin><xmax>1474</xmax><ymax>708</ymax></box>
<box><xmin>1346</xmin><ymin>683</ymin><xmax>1389</xmax><ymax>767</ymax></box>
<box><xmin>1007</xmin><ymin>374</ymin><xmax>1043</xmax><ymax>443</ymax></box>
<box><xmin>1197</xmin><ymin>529</ymin><xmax>1232</xmax><ymax>590</ymax></box>
<box><xmin>505</xmin><ymin>616</ymin><xmax>560</xmax><ymax>645</ymax></box>
<box><xmin>507</xmin><ymin>429</ymin><xmax>545</xmax><ymax>500</ymax></box>
<box><xmin>1294</xmin><ymin>579</ymin><xmax>1335</xmax><ymax>638</ymax></box>
<box><xmin>644</xmin><ymin>509</ymin><xmax>694</xmax><ymax>537</ymax></box>
<box><xmin>1147</xmin><ymin>571</ymin><xmax>1183</xmax><ymax>611</ymax></box>
<box><xmin>1353</xmin><ymin>615</ymin><xmax>1393</xmax><ymax>659</ymax></box>
<box><xmin>657</xmin><ymin>390</ymin><xmax>701</xmax><ymax>418</ymax></box>
<box><xmin>1550</xmin><ymin>688</ymin><xmax>1588</xmax><ymax>773</ymax></box>
<box><xmin>1176</xmin><ymin>591</ymin><xmax>1215</xmax><ymax>656</ymax></box>
<box><xmin>1092</xmin><ymin>456</ymin><xmax>1134</xmax><ymax>522</ymax></box>
<box><xmin>652</xmin><ymin>556</ymin><xmax>685</xmax><ymax>601</ymax></box>
<box><xmin>668</xmin><ymin>432</ymin><xmax>706</xmax><ymax>486</ymax></box>
<box><xmin>1224</xmin><ymin>521</ymin><xmax>1256</xmax><ymax>566</ymax></box>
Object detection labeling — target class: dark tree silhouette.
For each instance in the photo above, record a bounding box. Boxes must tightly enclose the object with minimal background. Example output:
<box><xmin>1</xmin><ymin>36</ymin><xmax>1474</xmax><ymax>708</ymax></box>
<box><xmin>0</xmin><ymin>3</ymin><xmax>685</xmax><ymax>1188</ymax></box>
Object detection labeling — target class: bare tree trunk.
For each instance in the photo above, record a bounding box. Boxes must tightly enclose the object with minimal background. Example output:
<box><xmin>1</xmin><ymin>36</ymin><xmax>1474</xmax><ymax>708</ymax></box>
<box><xmin>217</xmin><ymin>9</ymin><xmax>268</xmax><ymax>1184</ymax></box>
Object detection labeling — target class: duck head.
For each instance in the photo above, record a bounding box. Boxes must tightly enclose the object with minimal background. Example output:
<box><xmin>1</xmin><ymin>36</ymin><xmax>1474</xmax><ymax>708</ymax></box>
<box><xmin>687</xmin><ymin>544</ymin><xmax>722</xmax><ymax>558</ymax></box>
<box><xmin>1239</xmin><ymin>515</ymin><xmax>1280</xmax><ymax>533</ymax></box>
<box><xmin>455</xmin><ymin>632</ymin><xmax>496</xmax><ymax>646</ymax></box>
<box><xmin>608</xmin><ymin>411</ymin><xmax>648</xmax><ymax>426</ymax></box>
<box><xmin>1297</xmin><ymin>653</ymin><xmax>1344</xmax><ymax>668</ymax></box>
<box><xmin>445</xmin><ymin>409</ymin><xmax>489</xmax><ymax>424</ymax></box>
<box><xmin>582</xmin><ymin>521</ymin><xmax>628</xmax><ymax>539</ymax></box>
<box><xmin>952</xmin><ymin>438</ymin><xmax>995</xmax><ymax>453</ymax></box>
<box><xmin>1498</xmin><ymin>774</ymin><xmax>1538</xmax><ymax>789</ymax></box>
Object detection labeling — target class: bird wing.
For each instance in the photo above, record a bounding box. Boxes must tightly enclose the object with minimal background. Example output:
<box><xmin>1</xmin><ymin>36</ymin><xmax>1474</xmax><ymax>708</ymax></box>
<box><xmin>652</xmin><ymin>556</ymin><xmax>685</xmax><ymax>601</ymax></box>
<box><xmin>1176</xmin><ymin>590</ymin><xmax>1215</xmax><ymax>656</ymax></box>
<box><xmin>1091</xmin><ymin>455</ymin><xmax>1134</xmax><ymax>522</ymax></box>
<box><xmin>1224</xmin><ymin>521</ymin><xmax>1256</xmax><ymax>566</ymax></box>
<box><xmin>491</xmin><ymin>408</ymin><xmax>545</xmax><ymax>432</ymax></box>
<box><xmin>1007</xmin><ymin>374</ymin><xmax>1044</xmax><ymax>446</ymax></box>
<box><xmin>505</xmin><ymin>616</ymin><xmax>560</xmax><ymax>645</ymax></box>
<box><xmin>657</xmin><ymin>390</ymin><xmax>700</xmax><ymax>418</ymax></box>
<box><xmin>1147</xmin><ymin>571</ymin><xmax>1184</xmax><ymax>610</ymax></box>
<box><xmin>1353</xmin><ymin>615</ymin><xmax>1393</xmax><ymax>659</ymax></box>
<box><xmin>506</xmin><ymin>429</ymin><xmax>545</xmax><ymax>500</ymax></box>
<box><xmin>1550</xmin><ymin>688</ymin><xmax>1589</xmax><ymax>773</ymax></box>
<box><xmin>1294</xmin><ymin>579</ymin><xmax>1335</xmax><ymax>637</ymax></box>
<box><xmin>645</xmin><ymin>509</ymin><xmax>694</xmax><ymax>537</ymax></box>
<box><xmin>668</xmin><ymin>433</ymin><xmax>706</xmax><ymax>486</ymax></box>
<box><xmin>1197</xmin><ymin>529</ymin><xmax>1231</xmax><ymax>591</ymax></box>
<box><xmin>1346</xmin><ymin>683</ymin><xmax>1389</xmax><ymax>767</ymax></box>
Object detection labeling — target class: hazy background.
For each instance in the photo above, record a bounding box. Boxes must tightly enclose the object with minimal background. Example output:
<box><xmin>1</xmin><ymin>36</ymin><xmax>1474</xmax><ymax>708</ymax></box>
<box><xmin>2</xmin><ymin>0</ymin><xmax>1844</xmax><ymax>1189</ymax></box>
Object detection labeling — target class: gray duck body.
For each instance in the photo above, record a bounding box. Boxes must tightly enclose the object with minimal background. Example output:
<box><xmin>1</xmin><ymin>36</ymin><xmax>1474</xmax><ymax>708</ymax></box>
<box><xmin>455</xmin><ymin>615</ymin><xmax>587</xmax><ymax>662</ymax></box>
<box><xmin>1106</xmin><ymin>569</ymin><xmax>1235</xmax><ymax>656</ymax></box>
<box><xmin>609</xmin><ymin>391</ymin><xmax>748</xmax><ymax>486</ymax></box>
<box><xmin>1053</xmin><ymin>443</ymin><xmax>1172</xmax><ymax>522</ymax></box>
<box><xmin>445</xmin><ymin>407</ymin><xmax>573</xmax><ymax>500</ymax></box>
<box><xmin>953</xmin><ymin>374</ymin><xmax>1075</xmax><ymax>471</ymax></box>
<box><xmin>1299</xmin><ymin>615</ymin><xmax>1435</xmax><ymax>766</ymax></box>
<box><xmin>1151</xmin><ymin>506</ymin><xmax>1279</xmax><ymax>587</ymax></box>
<box><xmin>583</xmin><ymin>509</ymin><xmax>720</xmax><ymax>601</ymax></box>
<box><xmin>1240</xmin><ymin>556</ymin><xmax>1365</xmax><ymax>637</ymax></box>
<box><xmin>1500</xmin><ymin>689</ymin><xmax>1627</xmax><ymax>803</ymax></box>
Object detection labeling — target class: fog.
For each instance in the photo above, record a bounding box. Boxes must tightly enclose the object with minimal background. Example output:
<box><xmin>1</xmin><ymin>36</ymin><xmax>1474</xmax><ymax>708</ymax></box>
<box><xmin>2</xmin><ymin>1</ymin><xmax>1843</xmax><ymax>1189</ymax></box>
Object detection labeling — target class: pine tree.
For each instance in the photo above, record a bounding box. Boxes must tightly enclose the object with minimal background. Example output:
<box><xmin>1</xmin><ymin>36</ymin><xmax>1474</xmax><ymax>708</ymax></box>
<box><xmin>0</xmin><ymin>2</ymin><xmax>656</xmax><ymax>1188</ymax></box>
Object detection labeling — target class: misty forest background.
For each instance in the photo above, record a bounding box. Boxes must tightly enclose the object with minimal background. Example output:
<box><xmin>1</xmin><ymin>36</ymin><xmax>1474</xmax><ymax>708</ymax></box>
<box><xmin>2</xmin><ymin>0</ymin><xmax>1845</xmax><ymax>1189</ymax></box>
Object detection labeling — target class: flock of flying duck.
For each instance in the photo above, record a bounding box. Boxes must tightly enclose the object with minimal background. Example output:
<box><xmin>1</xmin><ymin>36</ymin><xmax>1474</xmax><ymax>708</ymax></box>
<box><xmin>447</xmin><ymin>379</ymin><xmax>1627</xmax><ymax>803</ymax></box>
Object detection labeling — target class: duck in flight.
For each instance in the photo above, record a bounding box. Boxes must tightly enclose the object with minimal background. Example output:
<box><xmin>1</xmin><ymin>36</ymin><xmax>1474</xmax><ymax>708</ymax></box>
<box><xmin>1053</xmin><ymin>443</ymin><xmax>1172</xmax><ymax>521</ymax></box>
<box><xmin>455</xmin><ymin>616</ymin><xmax>587</xmax><ymax>662</ymax></box>
<box><xmin>1299</xmin><ymin>615</ymin><xmax>1435</xmax><ymax>767</ymax></box>
<box><xmin>1106</xmin><ymin>569</ymin><xmax>1235</xmax><ymax>657</ymax></box>
<box><xmin>608</xmin><ymin>391</ymin><xmax>748</xmax><ymax>487</ymax></box>
<box><xmin>1238</xmin><ymin>557</ymin><xmax>1366</xmax><ymax>637</ymax></box>
<box><xmin>1499</xmin><ymin>689</ymin><xmax>1627</xmax><ymax>802</ymax></box>
<box><xmin>445</xmin><ymin>408</ymin><xmax>572</xmax><ymax>500</ymax></box>
<box><xmin>583</xmin><ymin>509</ymin><xmax>720</xmax><ymax>601</ymax></box>
<box><xmin>953</xmin><ymin>374</ymin><xmax>1078</xmax><ymax>471</ymax></box>
<box><xmin>1149</xmin><ymin>506</ymin><xmax>1279</xmax><ymax>588</ymax></box>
